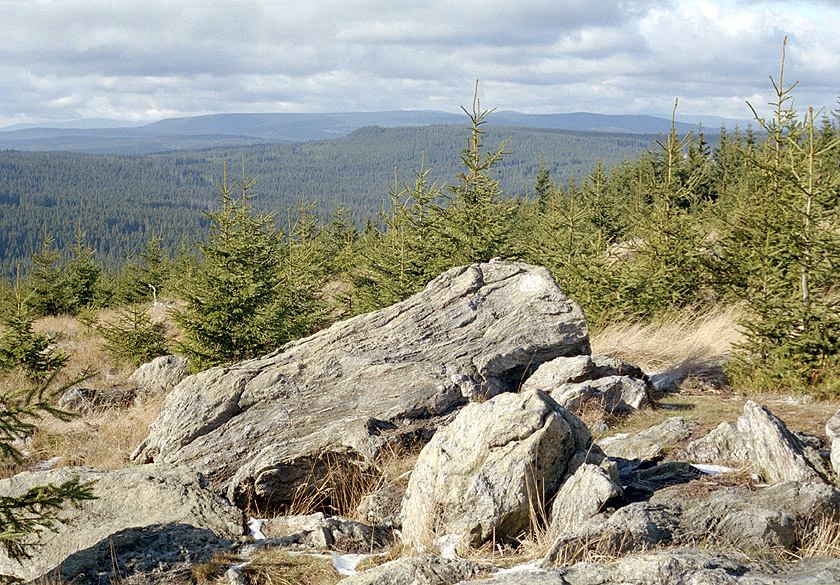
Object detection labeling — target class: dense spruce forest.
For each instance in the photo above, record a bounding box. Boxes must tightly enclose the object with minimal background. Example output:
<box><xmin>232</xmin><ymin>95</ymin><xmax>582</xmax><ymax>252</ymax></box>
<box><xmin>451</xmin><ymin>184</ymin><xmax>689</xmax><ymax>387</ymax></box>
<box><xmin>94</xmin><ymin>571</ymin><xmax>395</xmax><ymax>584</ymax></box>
<box><xmin>0</xmin><ymin>124</ymin><xmax>657</xmax><ymax>275</ymax></box>
<box><xmin>2</xmin><ymin>71</ymin><xmax>839</xmax><ymax>398</ymax></box>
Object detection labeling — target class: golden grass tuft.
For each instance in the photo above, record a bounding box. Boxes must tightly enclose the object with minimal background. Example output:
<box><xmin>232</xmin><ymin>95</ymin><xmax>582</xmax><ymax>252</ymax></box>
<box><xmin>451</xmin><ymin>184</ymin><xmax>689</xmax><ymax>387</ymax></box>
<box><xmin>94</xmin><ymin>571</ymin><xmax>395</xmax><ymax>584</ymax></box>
<box><xmin>28</xmin><ymin>392</ymin><xmax>164</xmax><ymax>470</ymax></box>
<box><xmin>590</xmin><ymin>305</ymin><xmax>743</xmax><ymax>380</ymax></box>
<box><xmin>795</xmin><ymin>513</ymin><xmax>840</xmax><ymax>559</ymax></box>
<box><xmin>243</xmin><ymin>551</ymin><xmax>341</xmax><ymax>585</ymax></box>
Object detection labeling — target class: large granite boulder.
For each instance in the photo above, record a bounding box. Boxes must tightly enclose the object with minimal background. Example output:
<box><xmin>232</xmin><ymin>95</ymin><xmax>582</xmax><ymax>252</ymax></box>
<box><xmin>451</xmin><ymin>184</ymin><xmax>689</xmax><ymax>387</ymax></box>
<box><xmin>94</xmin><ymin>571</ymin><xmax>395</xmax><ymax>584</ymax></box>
<box><xmin>0</xmin><ymin>464</ymin><xmax>244</xmax><ymax>583</ymax></box>
<box><xmin>132</xmin><ymin>262</ymin><xmax>590</xmax><ymax>509</ymax></box>
<box><xmin>400</xmin><ymin>389</ymin><xmax>592</xmax><ymax>553</ymax></box>
<box><xmin>681</xmin><ymin>401</ymin><xmax>836</xmax><ymax>484</ymax></box>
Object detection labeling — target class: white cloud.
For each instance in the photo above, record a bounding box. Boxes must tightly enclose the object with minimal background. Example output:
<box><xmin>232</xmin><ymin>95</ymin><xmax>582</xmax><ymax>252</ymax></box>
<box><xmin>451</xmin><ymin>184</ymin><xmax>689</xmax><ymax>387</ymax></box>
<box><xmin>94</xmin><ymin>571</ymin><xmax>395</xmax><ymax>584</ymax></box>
<box><xmin>0</xmin><ymin>0</ymin><xmax>838</xmax><ymax>126</ymax></box>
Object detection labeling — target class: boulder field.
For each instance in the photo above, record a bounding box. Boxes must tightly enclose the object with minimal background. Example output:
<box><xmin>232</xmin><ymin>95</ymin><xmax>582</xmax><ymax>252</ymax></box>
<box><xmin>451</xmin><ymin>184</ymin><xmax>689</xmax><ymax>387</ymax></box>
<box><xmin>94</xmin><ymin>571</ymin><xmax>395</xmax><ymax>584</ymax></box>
<box><xmin>4</xmin><ymin>261</ymin><xmax>840</xmax><ymax>584</ymax></box>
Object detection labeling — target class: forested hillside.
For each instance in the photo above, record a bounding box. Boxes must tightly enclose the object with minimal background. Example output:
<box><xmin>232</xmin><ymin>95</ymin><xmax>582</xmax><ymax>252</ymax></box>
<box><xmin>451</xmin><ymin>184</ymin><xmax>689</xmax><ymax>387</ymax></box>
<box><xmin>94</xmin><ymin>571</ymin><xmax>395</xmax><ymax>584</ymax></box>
<box><xmin>0</xmin><ymin>124</ymin><xmax>656</xmax><ymax>275</ymax></box>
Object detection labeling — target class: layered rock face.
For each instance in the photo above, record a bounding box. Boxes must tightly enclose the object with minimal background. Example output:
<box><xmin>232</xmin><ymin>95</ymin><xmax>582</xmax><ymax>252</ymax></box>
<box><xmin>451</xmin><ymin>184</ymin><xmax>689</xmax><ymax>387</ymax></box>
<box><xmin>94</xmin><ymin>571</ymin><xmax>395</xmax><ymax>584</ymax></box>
<box><xmin>132</xmin><ymin>261</ymin><xmax>590</xmax><ymax>508</ymax></box>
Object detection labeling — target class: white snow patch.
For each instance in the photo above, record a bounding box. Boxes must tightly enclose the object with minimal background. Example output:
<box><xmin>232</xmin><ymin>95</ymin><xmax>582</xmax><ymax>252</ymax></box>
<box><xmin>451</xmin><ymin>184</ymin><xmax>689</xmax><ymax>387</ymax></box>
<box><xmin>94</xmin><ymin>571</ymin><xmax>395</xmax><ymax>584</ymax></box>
<box><xmin>330</xmin><ymin>552</ymin><xmax>368</xmax><ymax>576</ymax></box>
<box><xmin>691</xmin><ymin>463</ymin><xmax>736</xmax><ymax>475</ymax></box>
<box><xmin>248</xmin><ymin>518</ymin><xmax>266</xmax><ymax>540</ymax></box>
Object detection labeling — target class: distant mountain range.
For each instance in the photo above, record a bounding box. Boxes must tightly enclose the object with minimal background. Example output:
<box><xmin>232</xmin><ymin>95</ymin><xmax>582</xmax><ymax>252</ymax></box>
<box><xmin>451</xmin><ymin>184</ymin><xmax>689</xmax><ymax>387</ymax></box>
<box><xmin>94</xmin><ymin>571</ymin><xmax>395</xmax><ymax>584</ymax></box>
<box><xmin>0</xmin><ymin>110</ymin><xmax>745</xmax><ymax>155</ymax></box>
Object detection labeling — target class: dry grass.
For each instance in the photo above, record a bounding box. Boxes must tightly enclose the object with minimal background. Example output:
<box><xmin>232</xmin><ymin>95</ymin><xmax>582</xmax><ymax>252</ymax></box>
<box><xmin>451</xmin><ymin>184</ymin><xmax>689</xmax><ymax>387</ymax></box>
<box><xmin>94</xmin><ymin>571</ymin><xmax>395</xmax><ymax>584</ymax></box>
<box><xmin>243</xmin><ymin>551</ymin><xmax>341</xmax><ymax>585</ymax></box>
<box><xmin>0</xmin><ymin>305</ymin><xmax>179</xmax><ymax>476</ymax></box>
<box><xmin>590</xmin><ymin>305</ymin><xmax>742</xmax><ymax>380</ymax></box>
<box><xmin>795</xmin><ymin>513</ymin><xmax>840</xmax><ymax>559</ymax></box>
<box><xmin>28</xmin><ymin>392</ymin><xmax>164</xmax><ymax>470</ymax></box>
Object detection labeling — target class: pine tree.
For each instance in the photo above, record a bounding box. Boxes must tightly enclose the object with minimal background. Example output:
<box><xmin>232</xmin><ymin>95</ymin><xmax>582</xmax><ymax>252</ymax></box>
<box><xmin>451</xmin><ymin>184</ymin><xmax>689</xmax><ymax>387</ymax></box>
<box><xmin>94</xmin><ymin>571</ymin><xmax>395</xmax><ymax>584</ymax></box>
<box><xmin>279</xmin><ymin>200</ymin><xmax>329</xmax><ymax>338</ymax></box>
<box><xmin>25</xmin><ymin>227</ymin><xmax>68</xmax><ymax>317</ymax></box>
<box><xmin>353</xmin><ymin>161</ymin><xmax>444</xmax><ymax>312</ymax></box>
<box><xmin>718</xmin><ymin>42</ymin><xmax>840</xmax><ymax>392</ymax></box>
<box><xmin>0</xmin><ymin>370</ymin><xmax>96</xmax><ymax>561</ymax></box>
<box><xmin>172</xmin><ymin>161</ymin><xmax>287</xmax><ymax>370</ymax></box>
<box><xmin>0</xmin><ymin>273</ymin><xmax>67</xmax><ymax>381</ymax></box>
<box><xmin>433</xmin><ymin>82</ymin><xmax>515</xmax><ymax>266</ymax></box>
<box><xmin>65</xmin><ymin>230</ymin><xmax>102</xmax><ymax>313</ymax></box>
<box><xmin>96</xmin><ymin>303</ymin><xmax>169</xmax><ymax>367</ymax></box>
<box><xmin>534</xmin><ymin>155</ymin><xmax>553</xmax><ymax>214</ymax></box>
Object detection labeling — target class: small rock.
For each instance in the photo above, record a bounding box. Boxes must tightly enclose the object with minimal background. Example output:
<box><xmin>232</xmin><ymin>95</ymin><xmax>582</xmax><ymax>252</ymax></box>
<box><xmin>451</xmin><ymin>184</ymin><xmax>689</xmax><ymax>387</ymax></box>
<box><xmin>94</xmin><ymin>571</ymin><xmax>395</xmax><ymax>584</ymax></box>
<box><xmin>598</xmin><ymin>417</ymin><xmax>699</xmax><ymax>461</ymax></box>
<box><xmin>548</xmin><ymin>463</ymin><xmax>623</xmax><ymax>535</ymax></box>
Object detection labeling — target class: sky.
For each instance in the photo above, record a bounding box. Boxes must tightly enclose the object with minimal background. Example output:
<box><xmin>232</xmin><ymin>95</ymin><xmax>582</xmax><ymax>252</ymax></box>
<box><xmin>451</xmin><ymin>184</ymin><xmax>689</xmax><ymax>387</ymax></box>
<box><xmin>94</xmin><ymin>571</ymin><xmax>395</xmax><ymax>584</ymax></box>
<box><xmin>2</xmin><ymin>0</ymin><xmax>840</xmax><ymax>128</ymax></box>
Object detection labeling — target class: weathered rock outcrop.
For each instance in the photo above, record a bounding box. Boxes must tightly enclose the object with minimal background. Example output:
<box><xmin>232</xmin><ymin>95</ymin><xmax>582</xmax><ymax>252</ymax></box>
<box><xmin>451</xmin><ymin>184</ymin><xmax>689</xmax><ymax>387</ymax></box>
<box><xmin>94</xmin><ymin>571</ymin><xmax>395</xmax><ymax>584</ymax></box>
<box><xmin>681</xmin><ymin>401</ymin><xmax>836</xmax><ymax>484</ymax></box>
<box><xmin>541</xmin><ymin>480</ymin><xmax>840</xmax><ymax>566</ymax></box>
<box><xmin>0</xmin><ymin>464</ymin><xmax>244</xmax><ymax>583</ymax></box>
<box><xmin>400</xmin><ymin>389</ymin><xmax>592</xmax><ymax>553</ymax></box>
<box><xmin>131</xmin><ymin>262</ymin><xmax>590</xmax><ymax>508</ymax></box>
<box><xmin>472</xmin><ymin>547</ymin><xmax>840</xmax><ymax>585</ymax></box>
<box><xmin>521</xmin><ymin>355</ymin><xmax>651</xmax><ymax>413</ymax></box>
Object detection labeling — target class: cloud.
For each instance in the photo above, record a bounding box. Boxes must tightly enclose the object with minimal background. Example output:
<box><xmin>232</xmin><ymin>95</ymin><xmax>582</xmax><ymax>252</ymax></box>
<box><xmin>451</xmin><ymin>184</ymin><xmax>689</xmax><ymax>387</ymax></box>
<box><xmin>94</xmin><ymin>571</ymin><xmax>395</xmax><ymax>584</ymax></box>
<box><xmin>1</xmin><ymin>0</ymin><xmax>838</xmax><ymax>126</ymax></box>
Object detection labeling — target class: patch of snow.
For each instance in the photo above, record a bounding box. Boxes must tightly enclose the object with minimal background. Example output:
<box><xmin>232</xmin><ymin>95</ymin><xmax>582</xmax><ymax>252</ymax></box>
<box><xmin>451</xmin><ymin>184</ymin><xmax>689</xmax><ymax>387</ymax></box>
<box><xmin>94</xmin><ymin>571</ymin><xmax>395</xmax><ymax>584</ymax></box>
<box><xmin>248</xmin><ymin>518</ymin><xmax>266</xmax><ymax>540</ymax></box>
<box><xmin>691</xmin><ymin>463</ymin><xmax>736</xmax><ymax>475</ymax></box>
<box><xmin>330</xmin><ymin>552</ymin><xmax>368</xmax><ymax>576</ymax></box>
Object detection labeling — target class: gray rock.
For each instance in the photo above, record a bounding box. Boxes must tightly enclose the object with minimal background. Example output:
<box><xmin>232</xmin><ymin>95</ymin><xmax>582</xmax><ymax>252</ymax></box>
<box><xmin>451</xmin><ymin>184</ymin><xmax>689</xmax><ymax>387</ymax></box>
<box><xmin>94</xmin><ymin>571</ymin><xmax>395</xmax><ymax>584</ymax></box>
<box><xmin>356</xmin><ymin>483</ymin><xmax>405</xmax><ymax>527</ymax></box>
<box><xmin>548</xmin><ymin>375</ymin><xmax>651</xmax><ymax>413</ymax></box>
<box><xmin>242</xmin><ymin>513</ymin><xmax>394</xmax><ymax>554</ymax></box>
<box><xmin>679</xmin><ymin>420</ymin><xmax>749</xmax><ymax>465</ymax></box>
<box><xmin>738</xmin><ymin>401</ymin><xmax>833</xmax><ymax>484</ymax></box>
<box><xmin>590</xmin><ymin>355</ymin><xmax>647</xmax><ymax>381</ymax></box>
<box><xmin>0</xmin><ymin>464</ymin><xmax>244</xmax><ymax>583</ymax></box>
<box><xmin>623</xmin><ymin>461</ymin><xmax>702</xmax><ymax>497</ymax></box>
<box><xmin>132</xmin><ymin>262</ymin><xmax>590</xmax><ymax>510</ymax></box>
<box><xmin>540</xmin><ymin>480</ymin><xmax>840</xmax><ymax>567</ymax></box>
<box><xmin>548</xmin><ymin>462</ymin><xmax>623</xmax><ymax>536</ymax></box>
<box><xmin>343</xmin><ymin>554</ymin><xmax>487</xmax><ymax>585</ymax></box>
<box><xmin>472</xmin><ymin>547</ymin><xmax>840</xmax><ymax>585</ymax></box>
<box><xmin>127</xmin><ymin>354</ymin><xmax>189</xmax><ymax>396</ymax></box>
<box><xmin>400</xmin><ymin>389</ymin><xmax>591</xmax><ymax>553</ymax></box>
<box><xmin>826</xmin><ymin>409</ymin><xmax>840</xmax><ymax>475</ymax></box>
<box><xmin>521</xmin><ymin>355</ymin><xmax>650</xmax><ymax>414</ymax></box>
<box><xmin>597</xmin><ymin>417</ymin><xmax>700</xmax><ymax>461</ymax></box>
<box><xmin>682</xmin><ymin>401</ymin><xmax>835</xmax><ymax>485</ymax></box>
<box><xmin>522</xmin><ymin>355</ymin><xmax>646</xmax><ymax>389</ymax></box>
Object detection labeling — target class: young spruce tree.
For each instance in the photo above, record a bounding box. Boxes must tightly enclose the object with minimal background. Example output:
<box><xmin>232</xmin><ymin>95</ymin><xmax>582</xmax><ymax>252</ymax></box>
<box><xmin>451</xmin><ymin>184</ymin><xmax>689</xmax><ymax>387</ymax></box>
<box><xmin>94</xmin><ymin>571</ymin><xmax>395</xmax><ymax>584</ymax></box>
<box><xmin>172</xmin><ymin>161</ymin><xmax>287</xmax><ymax>370</ymax></box>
